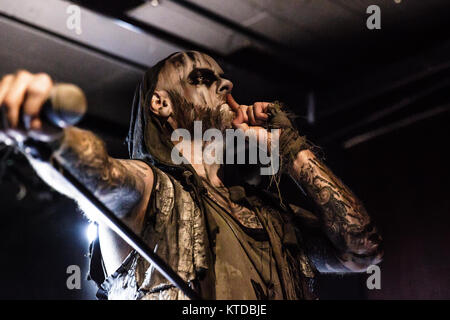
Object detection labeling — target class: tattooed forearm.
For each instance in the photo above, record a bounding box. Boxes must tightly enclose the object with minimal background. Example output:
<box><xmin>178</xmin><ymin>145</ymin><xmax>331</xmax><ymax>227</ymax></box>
<box><xmin>290</xmin><ymin>150</ymin><xmax>383</xmax><ymax>272</ymax></box>
<box><xmin>302</xmin><ymin>229</ymin><xmax>352</xmax><ymax>273</ymax></box>
<box><xmin>52</xmin><ymin>127</ymin><xmax>148</xmax><ymax>218</ymax></box>
<box><xmin>302</xmin><ymin>227</ymin><xmax>384</xmax><ymax>273</ymax></box>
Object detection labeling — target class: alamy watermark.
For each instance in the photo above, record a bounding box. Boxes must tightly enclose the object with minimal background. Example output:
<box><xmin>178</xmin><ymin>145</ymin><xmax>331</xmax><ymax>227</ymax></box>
<box><xmin>366</xmin><ymin>5</ymin><xmax>381</xmax><ymax>30</ymax></box>
<box><xmin>66</xmin><ymin>264</ymin><xmax>81</xmax><ymax>290</ymax></box>
<box><xmin>171</xmin><ymin>121</ymin><xmax>280</xmax><ymax>175</ymax></box>
<box><xmin>366</xmin><ymin>264</ymin><xmax>381</xmax><ymax>290</ymax></box>
<box><xmin>66</xmin><ymin>5</ymin><xmax>82</xmax><ymax>35</ymax></box>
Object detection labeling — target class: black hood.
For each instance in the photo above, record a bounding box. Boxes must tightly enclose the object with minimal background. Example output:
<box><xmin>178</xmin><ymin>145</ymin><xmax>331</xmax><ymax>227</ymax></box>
<box><xmin>127</xmin><ymin>53</ymin><xmax>179</xmax><ymax>168</ymax></box>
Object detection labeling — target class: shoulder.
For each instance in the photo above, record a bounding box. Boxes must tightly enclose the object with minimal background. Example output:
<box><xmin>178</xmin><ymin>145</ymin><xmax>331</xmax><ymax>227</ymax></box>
<box><xmin>111</xmin><ymin>159</ymin><xmax>155</xmax><ymax>216</ymax></box>
<box><xmin>118</xmin><ymin>159</ymin><xmax>155</xmax><ymax>193</ymax></box>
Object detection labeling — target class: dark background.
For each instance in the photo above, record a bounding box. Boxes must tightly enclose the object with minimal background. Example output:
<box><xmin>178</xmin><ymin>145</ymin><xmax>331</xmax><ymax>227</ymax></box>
<box><xmin>0</xmin><ymin>0</ymin><xmax>449</xmax><ymax>299</ymax></box>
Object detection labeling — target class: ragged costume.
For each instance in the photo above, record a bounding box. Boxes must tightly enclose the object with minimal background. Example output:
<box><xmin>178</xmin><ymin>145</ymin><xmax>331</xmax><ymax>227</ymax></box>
<box><xmin>87</xmin><ymin>56</ymin><xmax>320</xmax><ymax>300</ymax></box>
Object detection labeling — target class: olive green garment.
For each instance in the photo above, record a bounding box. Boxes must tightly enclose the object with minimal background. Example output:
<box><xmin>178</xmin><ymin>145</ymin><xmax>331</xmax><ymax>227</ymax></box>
<box><xmin>98</xmin><ymin>166</ymin><xmax>316</xmax><ymax>300</ymax></box>
<box><xmin>201</xmin><ymin>192</ymin><xmax>284</xmax><ymax>300</ymax></box>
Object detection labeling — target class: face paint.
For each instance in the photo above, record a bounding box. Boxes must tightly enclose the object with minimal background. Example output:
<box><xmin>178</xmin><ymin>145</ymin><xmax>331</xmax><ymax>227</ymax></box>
<box><xmin>168</xmin><ymin>90</ymin><xmax>234</xmax><ymax>135</ymax></box>
<box><xmin>156</xmin><ymin>51</ymin><xmax>234</xmax><ymax>132</ymax></box>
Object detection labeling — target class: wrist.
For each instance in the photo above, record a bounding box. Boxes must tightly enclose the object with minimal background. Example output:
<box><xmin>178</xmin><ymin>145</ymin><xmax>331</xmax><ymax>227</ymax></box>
<box><xmin>289</xmin><ymin>149</ymin><xmax>313</xmax><ymax>175</ymax></box>
<box><xmin>277</xmin><ymin>127</ymin><xmax>310</xmax><ymax>173</ymax></box>
<box><xmin>265</xmin><ymin>102</ymin><xmax>311</xmax><ymax>173</ymax></box>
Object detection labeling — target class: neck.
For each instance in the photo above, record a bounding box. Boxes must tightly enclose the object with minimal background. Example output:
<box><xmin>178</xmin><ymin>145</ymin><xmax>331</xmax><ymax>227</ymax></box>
<box><xmin>173</xmin><ymin>138</ymin><xmax>224</xmax><ymax>187</ymax></box>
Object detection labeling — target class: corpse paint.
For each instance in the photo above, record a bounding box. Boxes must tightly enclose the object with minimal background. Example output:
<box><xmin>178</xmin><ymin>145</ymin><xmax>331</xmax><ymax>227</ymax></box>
<box><xmin>156</xmin><ymin>51</ymin><xmax>234</xmax><ymax>116</ymax></box>
<box><xmin>182</xmin><ymin>304</ymin><xmax>216</xmax><ymax>317</ymax></box>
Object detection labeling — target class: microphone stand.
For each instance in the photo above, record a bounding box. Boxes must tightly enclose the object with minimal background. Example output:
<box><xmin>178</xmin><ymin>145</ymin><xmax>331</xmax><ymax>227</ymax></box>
<box><xmin>1</xmin><ymin>119</ymin><xmax>200</xmax><ymax>300</ymax></box>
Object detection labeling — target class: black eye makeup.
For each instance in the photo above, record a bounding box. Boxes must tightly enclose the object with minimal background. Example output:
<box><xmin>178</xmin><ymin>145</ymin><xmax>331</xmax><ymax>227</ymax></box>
<box><xmin>188</xmin><ymin>68</ymin><xmax>218</xmax><ymax>87</ymax></box>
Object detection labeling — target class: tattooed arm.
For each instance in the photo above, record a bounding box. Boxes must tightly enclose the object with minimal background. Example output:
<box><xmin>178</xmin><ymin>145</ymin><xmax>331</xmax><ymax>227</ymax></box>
<box><xmin>28</xmin><ymin>127</ymin><xmax>154</xmax><ymax>224</ymax></box>
<box><xmin>0</xmin><ymin>71</ymin><xmax>153</xmax><ymax>274</ymax></box>
<box><xmin>0</xmin><ymin>71</ymin><xmax>153</xmax><ymax>224</ymax></box>
<box><xmin>226</xmin><ymin>96</ymin><xmax>383</xmax><ymax>272</ymax></box>
<box><xmin>24</xmin><ymin>127</ymin><xmax>154</xmax><ymax>275</ymax></box>
<box><xmin>289</xmin><ymin>149</ymin><xmax>383</xmax><ymax>273</ymax></box>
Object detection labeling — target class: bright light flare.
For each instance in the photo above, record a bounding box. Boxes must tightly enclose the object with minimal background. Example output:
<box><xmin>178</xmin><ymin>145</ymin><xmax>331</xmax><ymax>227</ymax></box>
<box><xmin>86</xmin><ymin>223</ymin><xmax>98</xmax><ymax>243</ymax></box>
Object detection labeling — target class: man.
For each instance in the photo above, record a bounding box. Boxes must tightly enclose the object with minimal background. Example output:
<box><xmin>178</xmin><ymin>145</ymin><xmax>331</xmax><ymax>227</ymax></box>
<box><xmin>0</xmin><ymin>51</ymin><xmax>382</xmax><ymax>300</ymax></box>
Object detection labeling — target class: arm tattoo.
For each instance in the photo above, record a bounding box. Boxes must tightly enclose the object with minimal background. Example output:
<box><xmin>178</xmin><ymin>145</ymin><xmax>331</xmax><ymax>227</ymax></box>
<box><xmin>291</xmin><ymin>150</ymin><xmax>382</xmax><ymax>272</ymax></box>
<box><xmin>302</xmin><ymin>227</ymin><xmax>383</xmax><ymax>273</ymax></box>
<box><xmin>53</xmin><ymin>127</ymin><xmax>147</xmax><ymax>218</ymax></box>
<box><xmin>302</xmin><ymin>230</ymin><xmax>352</xmax><ymax>273</ymax></box>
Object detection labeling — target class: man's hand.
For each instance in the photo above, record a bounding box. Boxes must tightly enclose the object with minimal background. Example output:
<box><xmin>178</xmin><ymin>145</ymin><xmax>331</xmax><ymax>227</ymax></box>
<box><xmin>227</xmin><ymin>94</ymin><xmax>269</xmax><ymax>129</ymax></box>
<box><xmin>227</xmin><ymin>94</ymin><xmax>276</xmax><ymax>148</ymax></box>
<box><xmin>0</xmin><ymin>71</ymin><xmax>154</xmax><ymax>275</ymax></box>
<box><xmin>0</xmin><ymin>70</ymin><xmax>53</xmax><ymax>140</ymax></box>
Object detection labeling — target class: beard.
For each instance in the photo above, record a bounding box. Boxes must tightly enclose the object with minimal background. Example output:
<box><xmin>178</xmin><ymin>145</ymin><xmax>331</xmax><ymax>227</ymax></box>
<box><xmin>168</xmin><ymin>90</ymin><xmax>234</xmax><ymax>135</ymax></box>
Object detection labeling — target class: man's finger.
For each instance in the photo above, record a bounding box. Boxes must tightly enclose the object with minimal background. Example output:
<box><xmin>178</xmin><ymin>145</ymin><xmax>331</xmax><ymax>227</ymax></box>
<box><xmin>29</xmin><ymin>117</ymin><xmax>42</xmax><ymax>130</ymax></box>
<box><xmin>0</xmin><ymin>75</ymin><xmax>14</xmax><ymax>130</ymax></box>
<box><xmin>0</xmin><ymin>75</ymin><xmax>14</xmax><ymax>107</ymax></box>
<box><xmin>3</xmin><ymin>70</ymin><xmax>33</xmax><ymax>128</ymax></box>
<box><xmin>253</xmin><ymin>102</ymin><xmax>269</xmax><ymax>121</ymax></box>
<box><xmin>247</xmin><ymin>105</ymin><xmax>257</xmax><ymax>125</ymax></box>
<box><xmin>233</xmin><ymin>121</ymin><xmax>249</xmax><ymax>131</ymax></box>
<box><xmin>23</xmin><ymin>73</ymin><xmax>52</xmax><ymax>119</ymax></box>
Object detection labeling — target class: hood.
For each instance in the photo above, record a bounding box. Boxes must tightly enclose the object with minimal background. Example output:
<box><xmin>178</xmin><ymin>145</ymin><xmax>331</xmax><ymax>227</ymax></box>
<box><xmin>127</xmin><ymin>54</ymin><xmax>184</xmax><ymax>167</ymax></box>
<box><xmin>126</xmin><ymin>53</ymin><xmax>206</xmax><ymax>190</ymax></box>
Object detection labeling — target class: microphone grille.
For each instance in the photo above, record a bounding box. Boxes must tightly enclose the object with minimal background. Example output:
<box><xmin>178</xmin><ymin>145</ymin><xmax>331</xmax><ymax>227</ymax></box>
<box><xmin>49</xmin><ymin>84</ymin><xmax>87</xmax><ymax>127</ymax></box>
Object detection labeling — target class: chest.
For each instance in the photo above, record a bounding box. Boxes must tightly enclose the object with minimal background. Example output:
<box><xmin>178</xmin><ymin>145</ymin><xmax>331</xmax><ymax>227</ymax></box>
<box><xmin>202</xmin><ymin>183</ymin><xmax>263</xmax><ymax>230</ymax></box>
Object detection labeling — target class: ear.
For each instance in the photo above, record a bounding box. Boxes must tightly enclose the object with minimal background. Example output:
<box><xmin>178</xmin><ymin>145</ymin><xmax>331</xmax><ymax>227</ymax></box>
<box><xmin>150</xmin><ymin>90</ymin><xmax>173</xmax><ymax>118</ymax></box>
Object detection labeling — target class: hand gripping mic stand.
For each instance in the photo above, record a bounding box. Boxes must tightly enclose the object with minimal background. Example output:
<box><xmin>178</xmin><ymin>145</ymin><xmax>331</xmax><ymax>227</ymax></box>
<box><xmin>0</xmin><ymin>86</ymin><xmax>200</xmax><ymax>300</ymax></box>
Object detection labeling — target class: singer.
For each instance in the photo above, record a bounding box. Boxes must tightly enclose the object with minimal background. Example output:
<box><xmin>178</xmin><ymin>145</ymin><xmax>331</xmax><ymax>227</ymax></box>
<box><xmin>0</xmin><ymin>51</ymin><xmax>383</xmax><ymax>300</ymax></box>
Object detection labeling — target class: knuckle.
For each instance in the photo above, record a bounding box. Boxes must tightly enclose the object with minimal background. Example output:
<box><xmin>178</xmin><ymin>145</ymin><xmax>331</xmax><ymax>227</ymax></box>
<box><xmin>16</xmin><ymin>69</ymin><xmax>32</xmax><ymax>78</ymax></box>
<box><xmin>28</xmin><ymin>82</ymin><xmax>48</xmax><ymax>96</ymax></box>
<box><xmin>3</xmin><ymin>94</ymin><xmax>18</xmax><ymax>108</ymax></box>
<box><xmin>35</xmin><ymin>73</ymin><xmax>52</xmax><ymax>86</ymax></box>
<box><xmin>29</xmin><ymin>74</ymin><xmax>52</xmax><ymax>96</ymax></box>
<box><xmin>1</xmin><ymin>74</ymin><xmax>13</xmax><ymax>84</ymax></box>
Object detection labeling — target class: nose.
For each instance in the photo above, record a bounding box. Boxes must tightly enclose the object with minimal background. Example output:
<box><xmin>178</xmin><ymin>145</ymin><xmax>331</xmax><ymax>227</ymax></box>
<box><xmin>218</xmin><ymin>79</ymin><xmax>233</xmax><ymax>95</ymax></box>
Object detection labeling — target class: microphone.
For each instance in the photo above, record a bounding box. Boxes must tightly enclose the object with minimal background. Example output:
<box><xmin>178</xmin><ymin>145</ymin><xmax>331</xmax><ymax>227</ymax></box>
<box><xmin>0</xmin><ymin>83</ymin><xmax>87</xmax><ymax>145</ymax></box>
<box><xmin>42</xmin><ymin>83</ymin><xmax>87</xmax><ymax>128</ymax></box>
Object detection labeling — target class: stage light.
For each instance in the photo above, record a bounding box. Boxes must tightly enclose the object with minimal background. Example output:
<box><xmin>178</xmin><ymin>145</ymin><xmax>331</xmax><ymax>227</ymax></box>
<box><xmin>86</xmin><ymin>223</ymin><xmax>98</xmax><ymax>243</ymax></box>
